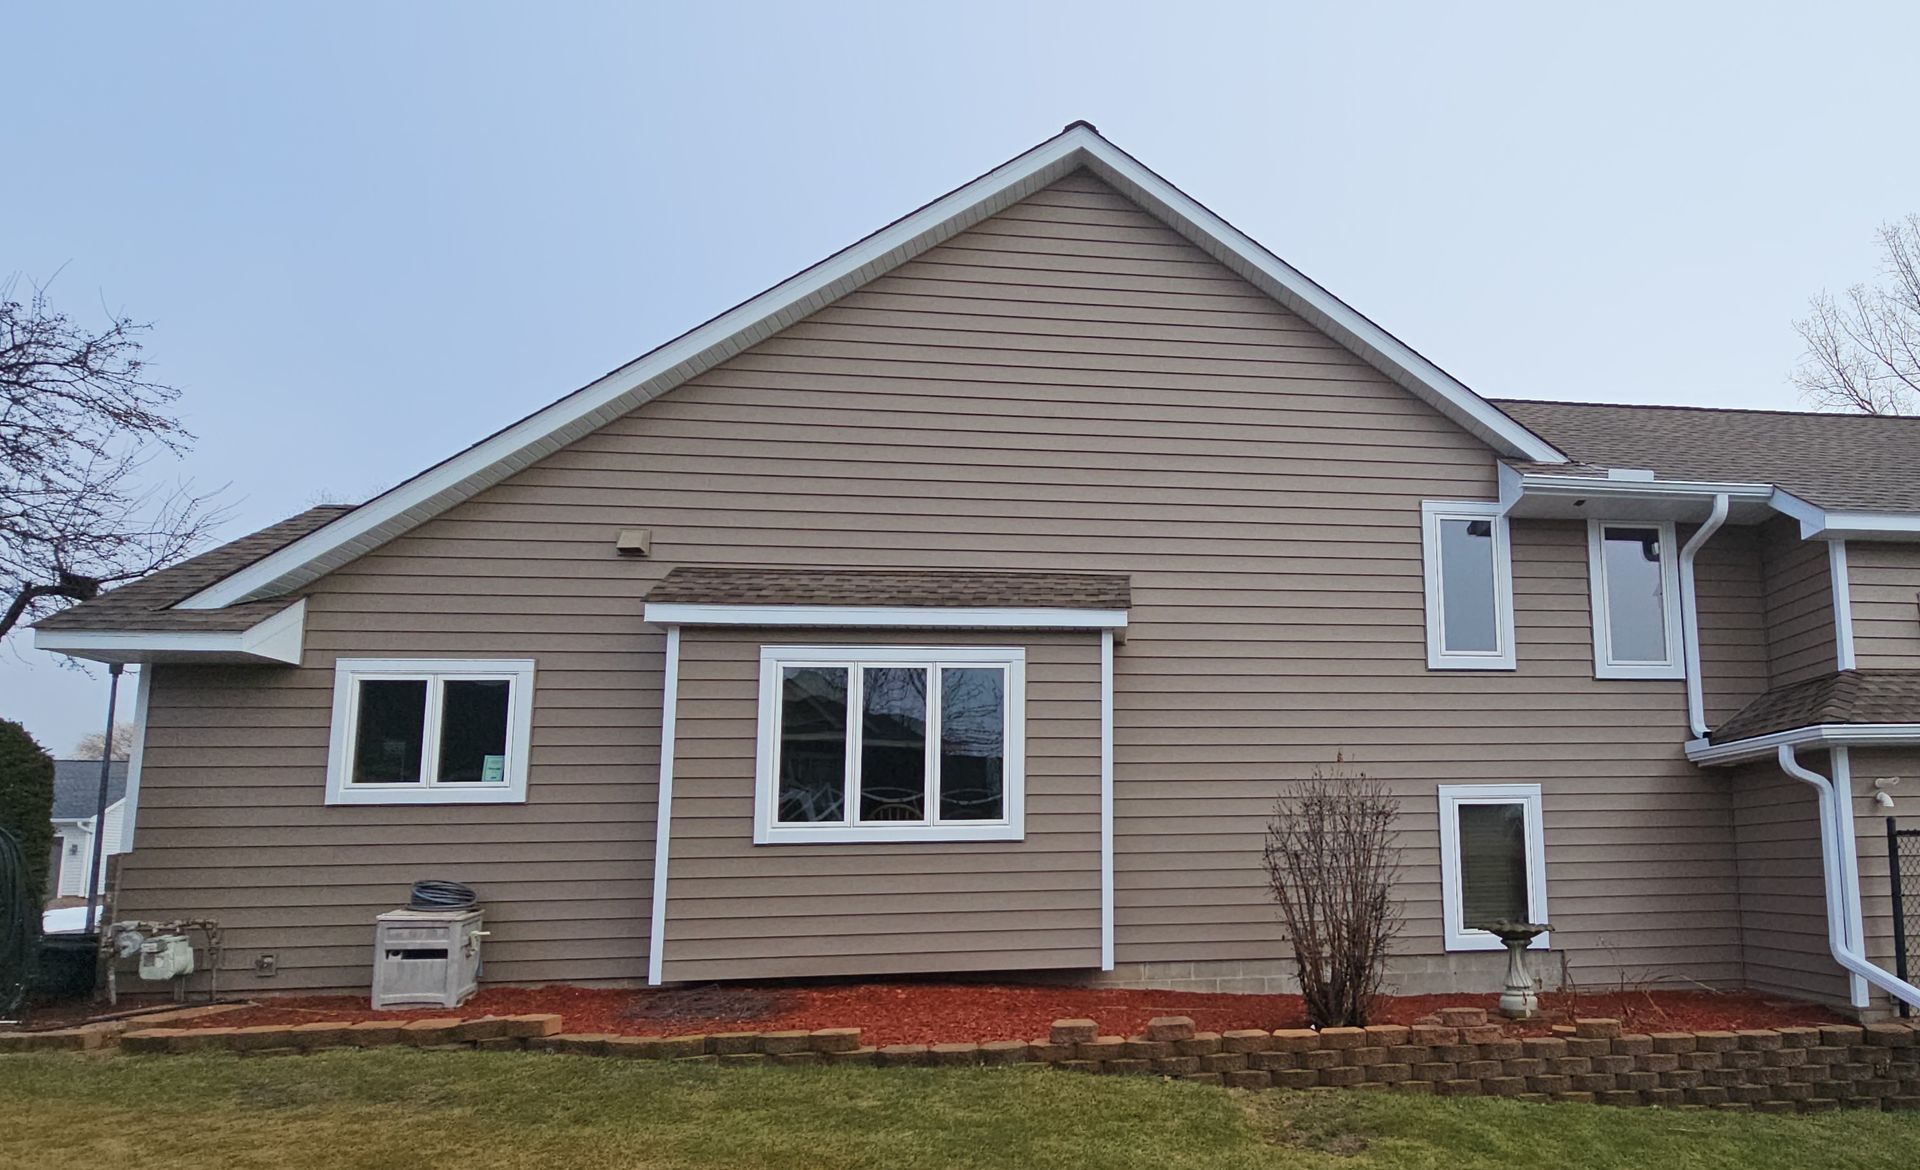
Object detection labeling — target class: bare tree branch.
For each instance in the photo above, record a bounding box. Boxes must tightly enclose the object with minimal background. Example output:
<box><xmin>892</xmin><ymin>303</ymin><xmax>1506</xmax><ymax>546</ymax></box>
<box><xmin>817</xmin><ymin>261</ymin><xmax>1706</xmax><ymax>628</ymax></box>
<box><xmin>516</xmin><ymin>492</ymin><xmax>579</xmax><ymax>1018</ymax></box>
<box><xmin>1794</xmin><ymin>214</ymin><xmax>1920</xmax><ymax>414</ymax></box>
<box><xmin>0</xmin><ymin>273</ymin><xmax>227</xmax><ymax>640</ymax></box>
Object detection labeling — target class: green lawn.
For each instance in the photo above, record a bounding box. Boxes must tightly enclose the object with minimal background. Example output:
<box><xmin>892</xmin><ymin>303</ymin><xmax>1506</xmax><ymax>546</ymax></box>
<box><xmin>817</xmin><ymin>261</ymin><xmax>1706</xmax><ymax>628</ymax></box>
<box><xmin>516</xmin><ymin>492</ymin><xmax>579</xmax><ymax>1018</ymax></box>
<box><xmin>1</xmin><ymin>1050</ymin><xmax>1914</xmax><ymax>1170</ymax></box>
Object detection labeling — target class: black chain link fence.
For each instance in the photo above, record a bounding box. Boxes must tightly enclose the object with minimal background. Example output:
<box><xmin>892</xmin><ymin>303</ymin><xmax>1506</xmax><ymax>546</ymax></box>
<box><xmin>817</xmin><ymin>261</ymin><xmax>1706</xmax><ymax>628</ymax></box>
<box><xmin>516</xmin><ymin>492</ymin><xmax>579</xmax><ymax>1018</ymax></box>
<box><xmin>1892</xmin><ymin>821</ymin><xmax>1920</xmax><ymax>1018</ymax></box>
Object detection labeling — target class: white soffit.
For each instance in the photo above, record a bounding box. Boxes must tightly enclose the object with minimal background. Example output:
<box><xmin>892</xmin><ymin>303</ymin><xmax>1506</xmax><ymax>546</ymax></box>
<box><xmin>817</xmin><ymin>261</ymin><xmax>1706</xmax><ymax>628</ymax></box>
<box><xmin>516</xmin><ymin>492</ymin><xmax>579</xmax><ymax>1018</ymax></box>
<box><xmin>179</xmin><ymin>124</ymin><xmax>1565</xmax><ymax>610</ymax></box>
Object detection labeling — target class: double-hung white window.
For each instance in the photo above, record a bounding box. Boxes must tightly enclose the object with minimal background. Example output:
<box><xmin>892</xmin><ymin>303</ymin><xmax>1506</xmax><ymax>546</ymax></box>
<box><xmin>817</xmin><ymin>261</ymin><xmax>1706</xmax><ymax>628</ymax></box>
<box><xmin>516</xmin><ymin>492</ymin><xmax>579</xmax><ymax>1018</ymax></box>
<box><xmin>326</xmin><ymin>658</ymin><xmax>535</xmax><ymax>805</ymax></box>
<box><xmin>754</xmin><ymin>645</ymin><xmax>1025</xmax><ymax>844</ymax></box>
<box><xmin>1421</xmin><ymin>500</ymin><xmax>1516</xmax><ymax>670</ymax></box>
<box><xmin>1437</xmin><ymin>784</ymin><xmax>1549</xmax><ymax>951</ymax></box>
<box><xmin>1586</xmin><ymin>520</ymin><xmax>1683</xmax><ymax>679</ymax></box>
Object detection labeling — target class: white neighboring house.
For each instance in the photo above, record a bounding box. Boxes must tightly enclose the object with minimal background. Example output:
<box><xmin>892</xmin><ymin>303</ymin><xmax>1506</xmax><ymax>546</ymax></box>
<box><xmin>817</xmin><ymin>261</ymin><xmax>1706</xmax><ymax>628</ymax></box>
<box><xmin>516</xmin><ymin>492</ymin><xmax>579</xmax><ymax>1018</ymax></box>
<box><xmin>50</xmin><ymin>759</ymin><xmax>128</xmax><ymax>901</ymax></box>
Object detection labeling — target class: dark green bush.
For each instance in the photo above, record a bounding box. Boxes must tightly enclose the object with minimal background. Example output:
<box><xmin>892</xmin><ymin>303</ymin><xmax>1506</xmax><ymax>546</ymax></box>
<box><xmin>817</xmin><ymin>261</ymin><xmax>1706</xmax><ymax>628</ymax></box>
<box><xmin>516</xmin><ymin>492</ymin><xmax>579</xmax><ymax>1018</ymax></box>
<box><xmin>0</xmin><ymin>720</ymin><xmax>55</xmax><ymax>908</ymax></box>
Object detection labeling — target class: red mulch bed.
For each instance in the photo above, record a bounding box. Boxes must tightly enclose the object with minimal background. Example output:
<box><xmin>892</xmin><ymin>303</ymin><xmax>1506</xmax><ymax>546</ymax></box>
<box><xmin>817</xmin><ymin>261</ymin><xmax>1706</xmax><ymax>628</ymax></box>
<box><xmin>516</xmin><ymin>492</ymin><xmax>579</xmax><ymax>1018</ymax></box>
<box><xmin>161</xmin><ymin>982</ymin><xmax>1847</xmax><ymax>1048</ymax></box>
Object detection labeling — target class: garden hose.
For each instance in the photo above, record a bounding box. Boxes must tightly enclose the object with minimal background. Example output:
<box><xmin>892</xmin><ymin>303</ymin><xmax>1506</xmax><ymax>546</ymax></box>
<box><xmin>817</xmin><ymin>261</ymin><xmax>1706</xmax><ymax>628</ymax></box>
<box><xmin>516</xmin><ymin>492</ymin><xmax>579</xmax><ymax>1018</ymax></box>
<box><xmin>408</xmin><ymin>880</ymin><xmax>477</xmax><ymax>911</ymax></box>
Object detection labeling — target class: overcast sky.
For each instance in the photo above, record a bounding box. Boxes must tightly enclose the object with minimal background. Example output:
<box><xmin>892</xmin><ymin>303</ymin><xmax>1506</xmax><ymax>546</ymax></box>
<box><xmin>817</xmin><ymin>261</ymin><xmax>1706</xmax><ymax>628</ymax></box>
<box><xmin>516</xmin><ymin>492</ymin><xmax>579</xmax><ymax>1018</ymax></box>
<box><xmin>6</xmin><ymin>2</ymin><xmax>1919</xmax><ymax>752</ymax></box>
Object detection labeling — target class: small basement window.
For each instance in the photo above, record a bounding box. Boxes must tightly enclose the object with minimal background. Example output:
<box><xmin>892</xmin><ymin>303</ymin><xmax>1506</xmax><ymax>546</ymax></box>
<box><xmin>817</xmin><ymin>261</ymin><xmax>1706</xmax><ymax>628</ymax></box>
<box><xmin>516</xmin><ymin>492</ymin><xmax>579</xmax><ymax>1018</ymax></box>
<box><xmin>326</xmin><ymin>658</ymin><xmax>535</xmax><ymax>805</ymax></box>
<box><xmin>1587</xmin><ymin>520</ymin><xmax>1683</xmax><ymax>679</ymax></box>
<box><xmin>1421</xmin><ymin>500</ymin><xmax>1516</xmax><ymax>670</ymax></box>
<box><xmin>755</xmin><ymin>646</ymin><xmax>1025</xmax><ymax>843</ymax></box>
<box><xmin>1437</xmin><ymin>784</ymin><xmax>1548</xmax><ymax>951</ymax></box>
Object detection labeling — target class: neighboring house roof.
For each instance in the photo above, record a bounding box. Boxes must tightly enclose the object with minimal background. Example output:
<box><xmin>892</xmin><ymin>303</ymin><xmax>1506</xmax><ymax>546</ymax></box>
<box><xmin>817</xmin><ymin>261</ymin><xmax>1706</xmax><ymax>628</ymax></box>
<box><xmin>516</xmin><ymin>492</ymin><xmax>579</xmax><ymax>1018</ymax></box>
<box><xmin>1496</xmin><ymin>400</ymin><xmax>1920</xmax><ymax>513</ymax></box>
<box><xmin>1710</xmin><ymin>669</ymin><xmax>1920</xmax><ymax>743</ymax></box>
<box><xmin>34</xmin><ymin>506</ymin><xmax>353</xmax><ymax>634</ymax></box>
<box><xmin>646</xmin><ymin>567</ymin><xmax>1132</xmax><ymax>610</ymax></box>
<box><xmin>51</xmin><ymin>759</ymin><xmax>129</xmax><ymax>821</ymax></box>
<box><xmin>132</xmin><ymin>122</ymin><xmax>1563</xmax><ymax>615</ymax></box>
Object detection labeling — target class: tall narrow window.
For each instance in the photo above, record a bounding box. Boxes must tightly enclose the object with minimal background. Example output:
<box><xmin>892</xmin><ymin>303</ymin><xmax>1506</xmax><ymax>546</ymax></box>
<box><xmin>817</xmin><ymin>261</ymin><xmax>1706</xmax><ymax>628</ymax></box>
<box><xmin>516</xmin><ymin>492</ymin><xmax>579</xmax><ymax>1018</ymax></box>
<box><xmin>327</xmin><ymin>659</ymin><xmax>536</xmax><ymax>805</ymax></box>
<box><xmin>1437</xmin><ymin>784</ymin><xmax>1548</xmax><ymax>951</ymax></box>
<box><xmin>1587</xmin><ymin>520</ymin><xmax>1683</xmax><ymax>679</ymax></box>
<box><xmin>756</xmin><ymin>646</ymin><xmax>1025</xmax><ymax>843</ymax></box>
<box><xmin>1421</xmin><ymin>501</ymin><xmax>1516</xmax><ymax>670</ymax></box>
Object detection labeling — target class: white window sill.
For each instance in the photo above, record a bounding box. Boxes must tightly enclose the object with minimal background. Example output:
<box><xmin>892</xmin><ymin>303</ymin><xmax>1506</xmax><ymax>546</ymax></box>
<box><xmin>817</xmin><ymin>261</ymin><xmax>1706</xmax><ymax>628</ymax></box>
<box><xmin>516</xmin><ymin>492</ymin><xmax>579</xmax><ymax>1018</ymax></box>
<box><xmin>1444</xmin><ymin>930</ymin><xmax>1550</xmax><ymax>953</ymax></box>
<box><xmin>328</xmin><ymin>785</ymin><xmax>526</xmax><ymax>806</ymax></box>
<box><xmin>755</xmin><ymin>822</ymin><xmax>1023</xmax><ymax>845</ymax></box>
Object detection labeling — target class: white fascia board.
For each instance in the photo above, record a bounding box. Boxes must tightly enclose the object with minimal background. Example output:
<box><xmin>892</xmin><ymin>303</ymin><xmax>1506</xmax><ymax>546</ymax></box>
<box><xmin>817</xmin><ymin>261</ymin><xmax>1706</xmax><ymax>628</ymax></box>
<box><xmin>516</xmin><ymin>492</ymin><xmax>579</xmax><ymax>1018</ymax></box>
<box><xmin>176</xmin><ymin>126</ymin><xmax>1560</xmax><ymax>611</ymax></box>
<box><xmin>1687</xmin><ymin>723</ymin><xmax>1920</xmax><ymax>766</ymax></box>
<box><xmin>33</xmin><ymin>599</ymin><xmax>307</xmax><ymax>665</ymax></box>
<box><xmin>643</xmin><ymin>603</ymin><xmax>1128</xmax><ymax>630</ymax></box>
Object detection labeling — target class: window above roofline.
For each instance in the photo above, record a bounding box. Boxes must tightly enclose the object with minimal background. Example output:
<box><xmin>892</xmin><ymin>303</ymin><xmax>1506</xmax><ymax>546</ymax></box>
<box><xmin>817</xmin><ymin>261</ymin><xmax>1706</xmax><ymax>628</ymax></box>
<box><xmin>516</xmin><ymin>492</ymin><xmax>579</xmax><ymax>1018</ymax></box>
<box><xmin>1586</xmin><ymin>519</ymin><xmax>1685</xmax><ymax>681</ymax></box>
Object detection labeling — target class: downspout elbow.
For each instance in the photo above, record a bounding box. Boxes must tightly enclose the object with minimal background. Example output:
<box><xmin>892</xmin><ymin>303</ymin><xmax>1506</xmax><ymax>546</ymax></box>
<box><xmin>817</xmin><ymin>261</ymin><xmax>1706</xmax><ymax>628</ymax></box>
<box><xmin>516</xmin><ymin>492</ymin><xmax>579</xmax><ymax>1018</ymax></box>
<box><xmin>1679</xmin><ymin>494</ymin><xmax>1730</xmax><ymax>738</ymax></box>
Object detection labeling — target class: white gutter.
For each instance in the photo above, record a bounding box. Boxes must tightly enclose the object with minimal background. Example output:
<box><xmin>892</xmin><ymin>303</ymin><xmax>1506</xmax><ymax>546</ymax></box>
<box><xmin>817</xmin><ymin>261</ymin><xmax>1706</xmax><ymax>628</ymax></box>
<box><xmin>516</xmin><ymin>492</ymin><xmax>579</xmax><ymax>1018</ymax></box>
<box><xmin>1775</xmin><ymin>743</ymin><xmax>1918</xmax><ymax>1010</ymax></box>
<box><xmin>1677</xmin><ymin>494</ymin><xmax>1730</xmax><ymax>739</ymax></box>
<box><xmin>1686</xmin><ymin>721</ymin><xmax>1920</xmax><ymax>766</ymax></box>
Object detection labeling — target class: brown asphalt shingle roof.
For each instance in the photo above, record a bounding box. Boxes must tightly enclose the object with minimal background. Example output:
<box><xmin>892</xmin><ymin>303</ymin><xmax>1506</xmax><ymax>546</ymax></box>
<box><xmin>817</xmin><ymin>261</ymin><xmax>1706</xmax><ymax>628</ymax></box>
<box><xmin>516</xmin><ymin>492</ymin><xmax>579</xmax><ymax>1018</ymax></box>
<box><xmin>32</xmin><ymin>505</ymin><xmax>354</xmax><ymax>633</ymax></box>
<box><xmin>1710</xmin><ymin>669</ymin><xmax>1920</xmax><ymax>743</ymax></box>
<box><xmin>646</xmin><ymin>567</ymin><xmax>1131</xmax><ymax>610</ymax></box>
<box><xmin>1495</xmin><ymin>399</ymin><xmax>1920</xmax><ymax>512</ymax></box>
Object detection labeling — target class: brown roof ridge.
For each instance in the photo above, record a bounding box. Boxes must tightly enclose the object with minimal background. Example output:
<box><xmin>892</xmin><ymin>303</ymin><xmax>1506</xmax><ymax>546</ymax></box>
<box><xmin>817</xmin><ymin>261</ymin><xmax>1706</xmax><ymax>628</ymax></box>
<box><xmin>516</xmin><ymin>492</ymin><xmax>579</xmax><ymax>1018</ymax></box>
<box><xmin>1492</xmin><ymin>396</ymin><xmax>1920</xmax><ymax>423</ymax></box>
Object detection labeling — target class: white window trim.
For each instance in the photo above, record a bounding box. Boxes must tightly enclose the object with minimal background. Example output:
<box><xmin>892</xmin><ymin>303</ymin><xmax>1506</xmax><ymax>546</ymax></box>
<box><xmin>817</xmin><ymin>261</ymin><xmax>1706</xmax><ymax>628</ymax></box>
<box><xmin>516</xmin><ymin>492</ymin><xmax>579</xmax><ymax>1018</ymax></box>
<box><xmin>754</xmin><ymin>645</ymin><xmax>1025</xmax><ymax>844</ymax></box>
<box><xmin>1420</xmin><ymin>500</ymin><xmax>1517</xmax><ymax>670</ymax></box>
<box><xmin>1586</xmin><ymin>519</ymin><xmax>1685</xmax><ymax>680</ymax></box>
<box><xmin>1437</xmin><ymin>783</ymin><xmax>1549</xmax><ymax>952</ymax></box>
<box><xmin>326</xmin><ymin>657</ymin><xmax>535</xmax><ymax>806</ymax></box>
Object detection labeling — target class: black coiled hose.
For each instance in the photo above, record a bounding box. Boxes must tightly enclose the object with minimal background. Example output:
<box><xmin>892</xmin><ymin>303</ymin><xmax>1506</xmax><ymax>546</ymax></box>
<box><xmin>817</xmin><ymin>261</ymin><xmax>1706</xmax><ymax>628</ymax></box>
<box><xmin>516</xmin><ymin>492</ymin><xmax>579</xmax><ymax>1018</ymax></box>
<box><xmin>0</xmin><ymin>826</ymin><xmax>34</xmax><ymax>1016</ymax></box>
<box><xmin>408</xmin><ymin>880</ymin><xmax>477</xmax><ymax>911</ymax></box>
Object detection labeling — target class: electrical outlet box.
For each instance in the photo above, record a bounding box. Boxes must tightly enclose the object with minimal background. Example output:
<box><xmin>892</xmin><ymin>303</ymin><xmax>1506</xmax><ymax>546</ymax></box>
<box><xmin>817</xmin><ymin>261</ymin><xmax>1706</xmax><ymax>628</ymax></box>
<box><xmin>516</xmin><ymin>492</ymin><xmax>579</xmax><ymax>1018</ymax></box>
<box><xmin>253</xmin><ymin>953</ymin><xmax>277</xmax><ymax>977</ymax></box>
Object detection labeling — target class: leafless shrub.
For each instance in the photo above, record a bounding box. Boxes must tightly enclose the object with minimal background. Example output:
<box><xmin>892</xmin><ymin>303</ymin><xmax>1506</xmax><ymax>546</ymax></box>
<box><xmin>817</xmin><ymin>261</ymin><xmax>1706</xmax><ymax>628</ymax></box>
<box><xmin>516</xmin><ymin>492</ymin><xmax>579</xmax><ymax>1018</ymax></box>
<box><xmin>1262</xmin><ymin>758</ymin><xmax>1403</xmax><ymax>1028</ymax></box>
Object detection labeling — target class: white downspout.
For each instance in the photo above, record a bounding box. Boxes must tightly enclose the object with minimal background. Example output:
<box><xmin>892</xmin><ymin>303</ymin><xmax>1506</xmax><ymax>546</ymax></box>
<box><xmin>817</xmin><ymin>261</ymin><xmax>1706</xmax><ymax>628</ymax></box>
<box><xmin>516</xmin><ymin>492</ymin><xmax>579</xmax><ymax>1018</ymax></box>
<box><xmin>1776</xmin><ymin>743</ymin><xmax>1920</xmax><ymax>1010</ymax></box>
<box><xmin>1678</xmin><ymin>494</ymin><xmax>1730</xmax><ymax>738</ymax></box>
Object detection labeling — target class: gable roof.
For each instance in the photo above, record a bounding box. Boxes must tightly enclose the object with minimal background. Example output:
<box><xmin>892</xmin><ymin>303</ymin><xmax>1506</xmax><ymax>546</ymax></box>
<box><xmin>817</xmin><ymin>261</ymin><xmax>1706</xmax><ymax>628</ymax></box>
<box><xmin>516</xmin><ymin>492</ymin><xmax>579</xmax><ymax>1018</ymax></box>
<box><xmin>1497</xmin><ymin>399</ymin><xmax>1920</xmax><ymax>513</ymax></box>
<box><xmin>52</xmin><ymin>760</ymin><xmax>128</xmax><ymax>821</ymax></box>
<box><xmin>647</xmin><ymin>567</ymin><xmax>1131</xmax><ymax>610</ymax></box>
<box><xmin>34</xmin><ymin>506</ymin><xmax>351</xmax><ymax>634</ymax></box>
<box><xmin>1711</xmin><ymin>669</ymin><xmax>1920</xmax><ymax>743</ymax></box>
<box><xmin>169</xmin><ymin>122</ymin><xmax>1564</xmax><ymax>613</ymax></box>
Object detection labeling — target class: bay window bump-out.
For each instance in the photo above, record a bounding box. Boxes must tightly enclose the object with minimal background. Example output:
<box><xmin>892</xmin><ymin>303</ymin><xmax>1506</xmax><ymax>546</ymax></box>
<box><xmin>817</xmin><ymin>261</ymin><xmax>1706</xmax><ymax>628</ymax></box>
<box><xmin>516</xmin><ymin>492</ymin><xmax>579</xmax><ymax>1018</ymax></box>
<box><xmin>1437</xmin><ymin>783</ymin><xmax>1548</xmax><ymax>952</ymax></box>
<box><xmin>325</xmin><ymin>658</ymin><xmax>535</xmax><ymax>805</ymax></box>
<box><xmin>1586</xmin><ymin>519</ymin><xmax>1684</xmax><ymax>680</ymax></box>
<box><xmin>1420</xmin><ymin>500</ymin><xmax>1516</xmax><ymax>670</ymax></box>
<box><xmin>755</xmin><ymin>646</ymin><xmax>1025</xmax><ymax>843</ymax></box>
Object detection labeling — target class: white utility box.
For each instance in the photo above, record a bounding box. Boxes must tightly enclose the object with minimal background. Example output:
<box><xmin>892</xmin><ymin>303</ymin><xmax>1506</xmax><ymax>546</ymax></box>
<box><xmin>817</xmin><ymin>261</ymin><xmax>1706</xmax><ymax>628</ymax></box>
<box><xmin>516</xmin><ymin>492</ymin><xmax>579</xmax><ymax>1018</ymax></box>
<box><xmin>372</xmin><ymin>907</ymin><xmax>485</xmax><ymax>1009</ymax></box>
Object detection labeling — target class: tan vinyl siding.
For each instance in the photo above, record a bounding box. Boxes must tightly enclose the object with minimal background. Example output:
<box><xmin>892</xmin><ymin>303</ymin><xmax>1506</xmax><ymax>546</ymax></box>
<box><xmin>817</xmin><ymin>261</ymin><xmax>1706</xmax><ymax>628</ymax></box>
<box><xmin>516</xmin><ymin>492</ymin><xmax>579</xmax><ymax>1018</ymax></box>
<box><xmin>1759</xmin><ymin>518</ymin><xmax>1838</xmax><ymax>686</ymax></box>
<box><xmin>1847</xmin><ymin>748</ymin><xmax>1917</xmax><ymax>1017</ymax></box>
<box><xmin>1695</xmin><ymin>526</ymin><xmax>1771</xmax><ymax>726</ymax></box>
<box><xmin>1846</xmin><ymin>543</ymin><xmax>1920</xmax><ymax>668</ymax></box>
<box><xmin>1730</xmin><ymin>756</ymin><xmax>1849</xmax><ymax>1004</ymax></box>
<box><xmin>122</xmin><ymin>170</ymin><xmax>1763</xmax><ymax>992</ymax></box>
<box><xmin>662</xmin><ymin>629</ymin><xmax>1100</xmax><ymax>981</ymax></box>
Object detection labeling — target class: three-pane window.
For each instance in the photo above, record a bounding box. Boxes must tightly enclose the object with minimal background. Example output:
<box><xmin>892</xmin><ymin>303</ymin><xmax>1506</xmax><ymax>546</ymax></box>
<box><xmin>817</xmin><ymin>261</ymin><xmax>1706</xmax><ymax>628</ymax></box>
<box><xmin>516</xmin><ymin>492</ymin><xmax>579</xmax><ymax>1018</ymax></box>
<box><xmin>757</xmin><ymin>647</ymin><xmax>1025</xmax><ymax>843</ymax></box>
<box><xmin>327</xmin><ymin>659</ymin><xmax>535</xmax><ymax>804</ymax></box>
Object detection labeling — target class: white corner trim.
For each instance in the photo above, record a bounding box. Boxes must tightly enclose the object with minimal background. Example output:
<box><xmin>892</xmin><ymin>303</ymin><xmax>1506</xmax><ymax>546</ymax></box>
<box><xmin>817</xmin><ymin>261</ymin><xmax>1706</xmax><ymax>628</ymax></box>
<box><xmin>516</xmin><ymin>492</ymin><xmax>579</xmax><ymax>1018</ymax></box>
<box><xmin>323</xmin><ymin>657</ymin><xmax>535</xmax><ymax>806</ymax></box>
<box><xmin>1586</xmin><ymin>519</ymin><xmax>1685</xmax><ymax>681</ymax></box>
<box><xmin>1435</xmin><ymin>783</ymin><xmax>1549</xmax><ymax>953</ymax></box>
<box><xmin>33</xmin><ymin>599</ymin><xmax>307</xmax><ymax>665</ymax></box>
<box><xmin>176</xmin><ymin>125</ymin><xmax>1560</xmax><ymax>610</ymax></box>
<box><xmin>120</xmin><ymin>666</ymin><xmax>151</xmax><ymax>853</ymax></box>
<box><xmin>1687</xmin><ymin>722</ymin><xmax>1920</xmax><ymax>766</ymax></box>
<box><xmin>1829</xmin><ymin>540</ymin><xmax>1856</xmax><ymax>670</ymax></box>
<box><xmin>644</xmin><ymin>603</ymin><xmax>1128</xmax><ymax>631</ymax></box>
<box><xmin>1099</xmin><ymin>628</ymin><xmax>1115</xmax><ymax>972</ymax></box>
<box><xmin>647</xmin><ymin>626</ymin><xmax>681</xmax><ymax>986</ymax></box>
<box><xmin>1420</xmin><ymin>500</ymin><xmax>1517</xmax><ymax>671</ymax></box>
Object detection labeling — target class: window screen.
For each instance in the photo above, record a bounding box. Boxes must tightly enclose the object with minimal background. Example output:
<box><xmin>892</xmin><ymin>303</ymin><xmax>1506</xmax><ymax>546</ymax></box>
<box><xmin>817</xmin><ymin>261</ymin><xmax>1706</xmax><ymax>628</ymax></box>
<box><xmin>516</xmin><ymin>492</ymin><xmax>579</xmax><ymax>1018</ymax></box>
<box><xmin>1457</xmin><ymin>802</ymin><xmax>1531</xmax><ymax>927</ymax></box>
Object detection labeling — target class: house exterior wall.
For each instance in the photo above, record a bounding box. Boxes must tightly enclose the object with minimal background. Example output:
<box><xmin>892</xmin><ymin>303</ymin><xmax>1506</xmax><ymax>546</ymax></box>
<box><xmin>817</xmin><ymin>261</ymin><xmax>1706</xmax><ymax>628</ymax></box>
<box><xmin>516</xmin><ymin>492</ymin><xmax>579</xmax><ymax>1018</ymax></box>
<box><xmin>1758</xmin><ymin>518</ymin><xmax>1838</xmax><ymax>686</ymax></box>
<box><xmin>118</xmin><ymin>170</ymin><xmax>1808</xmax><ymax>996</ymax></box>
<box><xmin>1848</xmin><ymin>747</ymin><xmax>1920</xmax><ymax>1017</ymax></box>
<box><xmin>1845</xmin><ymin>543</ymin><xmax>1920</xmax><ymax>668</ymax></box>
<box><xmin>1729</xmin><ymin>755</ymin><xmax>1848</xmax><ymax>1005</ymax></box>
<box><xmin>661</xmin><ymin>628</ymin><xmax>1102</xmax><ymax>982</ymax></box>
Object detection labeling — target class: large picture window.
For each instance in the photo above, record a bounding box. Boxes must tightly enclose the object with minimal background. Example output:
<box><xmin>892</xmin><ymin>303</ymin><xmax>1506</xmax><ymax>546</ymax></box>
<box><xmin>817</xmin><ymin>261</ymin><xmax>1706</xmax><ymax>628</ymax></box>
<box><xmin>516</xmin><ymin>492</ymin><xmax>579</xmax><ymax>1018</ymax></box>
<box><xmin>755</xmin><ymin>646</ymin><xmax>1025</xmax><ymax>843</ymax></box>
<box><xmin>326</xmin><ymin>658</ymin><xmax>535</xmax><ymax>805</ymax></box>
<box><xmin>1437</xmin><ymin>784</ymin><xmax>1549</xmax><ymax>951</ymax></box>
<box><xmin>1586</xmin><ymin>519</ymin><xmax>1683</xmax><ymax>679</ymax></box>
<box><xmin>1421</xmin><ymin>500</ymin><xmax>1516</xmax><ymax>670</ymax></box>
